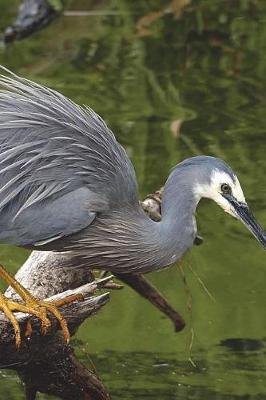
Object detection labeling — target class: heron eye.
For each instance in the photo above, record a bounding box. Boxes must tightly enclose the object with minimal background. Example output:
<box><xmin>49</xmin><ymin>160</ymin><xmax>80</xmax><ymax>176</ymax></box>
<box><xmin>221</xmin><ymin>183</ymin><xmax>231</xmax><ymax>194</ymax></box>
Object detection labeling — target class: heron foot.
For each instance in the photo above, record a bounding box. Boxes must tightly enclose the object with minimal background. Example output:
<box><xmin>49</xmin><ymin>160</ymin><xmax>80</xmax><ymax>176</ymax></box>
<box><xmin>22</xmin><ymin>293</ymin><xmax>84</xmax><ymax>342</ymax></box>
<box><xmin>0</xmin><ymin>264</ymin><xmax>83</xmax><ymax>347</ymax></box>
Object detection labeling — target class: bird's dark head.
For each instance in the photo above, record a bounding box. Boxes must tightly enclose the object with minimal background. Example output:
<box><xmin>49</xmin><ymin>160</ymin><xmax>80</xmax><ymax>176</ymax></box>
<box><xmin>179</xmin><ymin>156</ymin><xmax>266</xmax><ymax>249</ymax></box>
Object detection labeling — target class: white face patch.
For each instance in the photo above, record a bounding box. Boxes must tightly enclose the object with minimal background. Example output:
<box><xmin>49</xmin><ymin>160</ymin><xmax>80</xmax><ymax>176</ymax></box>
<box><xmin>194</xmin><ymin>169</ymin><xmax>246</xmax><ymax>218</ymax></box>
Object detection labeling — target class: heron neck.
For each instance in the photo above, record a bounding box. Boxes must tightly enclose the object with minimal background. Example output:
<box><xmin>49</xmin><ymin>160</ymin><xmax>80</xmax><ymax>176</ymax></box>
<box><xmin>154</xmin><ymin>174</ymin><xmax>198</xmax><ymax>266</ymax></box>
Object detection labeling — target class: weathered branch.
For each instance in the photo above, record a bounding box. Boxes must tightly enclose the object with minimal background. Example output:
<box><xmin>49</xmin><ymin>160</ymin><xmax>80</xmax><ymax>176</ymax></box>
<box><xmin>5</xmin><ymin>251</ymin><xmax>95</xmax><ymax>300</ymax></box>
<box><xmin>1</xmin><ymin>252</ymin><xmax>112</xmax><ymax>400</ymax></box>
<box><xmin>0</xmin><ymin>288</ymin><xmax>111</xmax><ymax>398</ymax></box>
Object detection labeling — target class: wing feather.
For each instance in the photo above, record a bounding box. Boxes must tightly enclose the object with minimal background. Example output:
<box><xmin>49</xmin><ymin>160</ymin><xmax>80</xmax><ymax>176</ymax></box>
<box><xmin>0</xmin><ymin>68</ymin><xmax>138</xmax><ymax>246</ymax></box>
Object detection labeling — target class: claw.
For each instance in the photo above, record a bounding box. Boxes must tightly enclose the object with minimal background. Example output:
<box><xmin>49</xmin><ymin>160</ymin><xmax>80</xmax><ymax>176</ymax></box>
<box><xmin>39</xmin><ymin>293</ymin><xmax>84</xmax><ymax>342</ymax></box>
<box><xmin>25</xmin><ymin>319</ymin><xmax>33</xmax><ymax>338</ymax></box>
<box><xmin>38</xmin><ymin>307</ymin><xmax>52</xmax><ymax>335</ymax></box>
<box><xmin>0</xmin><ymin>293</ymin><xmax>22</xmax><ymax>348</ymax></box>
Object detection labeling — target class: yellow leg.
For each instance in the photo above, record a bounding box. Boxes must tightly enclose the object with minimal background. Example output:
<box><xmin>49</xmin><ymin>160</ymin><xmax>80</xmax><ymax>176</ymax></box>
<box><xmin>0</xmin><ymin>264</ymin><xmax>83</xmax><ymax>347</ymax></box>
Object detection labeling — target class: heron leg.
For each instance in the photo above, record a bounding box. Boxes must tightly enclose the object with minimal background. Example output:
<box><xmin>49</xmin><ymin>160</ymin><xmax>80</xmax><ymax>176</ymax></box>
<box><xmin>0</xmin><ymin>264</ymin><xmax>83</xmax><ymax>347</ymax></box>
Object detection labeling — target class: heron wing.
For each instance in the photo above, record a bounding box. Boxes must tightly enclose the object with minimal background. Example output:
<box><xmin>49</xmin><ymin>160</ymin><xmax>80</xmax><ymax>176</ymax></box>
<box><xmin>0</xmin><ymin>69</ymin><xmax>138</xmax><ymax>246</ymax></box>
<box><xmin>0</xmin><ymin>187</ymin><xmax>99</xmax><ymax>246</ymax></box>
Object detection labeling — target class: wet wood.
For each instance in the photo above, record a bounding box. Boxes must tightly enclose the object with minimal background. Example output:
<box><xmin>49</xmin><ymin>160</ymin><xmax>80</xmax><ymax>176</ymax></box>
<box><xmin>19</xmin><ymin>337</ymin><xmax>111</xmax><ymax>400</ymax></box>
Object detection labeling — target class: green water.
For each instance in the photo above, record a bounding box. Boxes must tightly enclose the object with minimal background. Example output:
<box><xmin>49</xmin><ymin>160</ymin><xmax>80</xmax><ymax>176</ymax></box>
<box><xmin>0</xmin><ymin>0</ymin><xmax>266</xmax><ymax>398</ymax></box>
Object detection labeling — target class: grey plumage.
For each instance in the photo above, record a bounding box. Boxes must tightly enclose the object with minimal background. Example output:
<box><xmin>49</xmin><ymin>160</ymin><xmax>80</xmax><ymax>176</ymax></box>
<box><xmin>0</xmin><ymin>69</ymin><xmax>264</xmax><ymax>274</ymax></box>
<box><xmin>0</xmin><ymin>70</ymin><xmax>137</xmax><ymax>247</ymax></box>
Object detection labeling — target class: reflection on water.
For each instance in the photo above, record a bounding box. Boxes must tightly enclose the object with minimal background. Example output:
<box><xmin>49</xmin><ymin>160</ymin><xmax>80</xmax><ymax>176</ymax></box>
<box><xmin>82</xmin><ymin>343</ymin><xmax>266</xmax><ymax>399</ymax></box>
<box><xmin>3</xmin><ymin>341</ymin><xmax>266</xmax><ymax>399</ymax></box>
<box><xmin>0</xmin><ymin>0</ymin><xmax>265</xmax><ymax>399</ymax></box>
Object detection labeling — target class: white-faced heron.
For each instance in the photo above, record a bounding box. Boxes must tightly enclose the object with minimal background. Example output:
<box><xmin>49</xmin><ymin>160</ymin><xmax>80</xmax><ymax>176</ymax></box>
<box><xmin>0</xmin><ymin>68</ymin><xmax>265</xmax><ymax>346</ymax></box>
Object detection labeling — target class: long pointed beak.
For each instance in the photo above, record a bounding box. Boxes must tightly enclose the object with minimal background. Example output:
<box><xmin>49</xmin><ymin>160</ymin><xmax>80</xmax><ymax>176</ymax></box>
<box><xmin>224</xmin><ymin>195</ymin><xmax>266</xmax><ymax>249</ymax></box>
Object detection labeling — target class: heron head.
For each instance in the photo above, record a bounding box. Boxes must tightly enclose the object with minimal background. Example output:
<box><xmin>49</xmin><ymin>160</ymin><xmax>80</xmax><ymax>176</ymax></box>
<box><xmin>194</xmin><ymin>160</ymin><xmax>266</xmax><ymax>249</ymax></box>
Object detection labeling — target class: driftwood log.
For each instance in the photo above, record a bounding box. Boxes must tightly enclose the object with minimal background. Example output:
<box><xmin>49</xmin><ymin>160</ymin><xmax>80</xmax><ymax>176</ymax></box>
<box><xmin>0</xmin><ymin>189</ymin><xmax>200</xmax><ymax>399</ymax></box>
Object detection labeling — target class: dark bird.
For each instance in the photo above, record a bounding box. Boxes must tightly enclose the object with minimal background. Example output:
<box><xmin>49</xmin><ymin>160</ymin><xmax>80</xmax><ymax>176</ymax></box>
<box><xmin>0</xmin><ymin>68</ymin><xmax>265</xmax><ymax>346</ymax></box>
